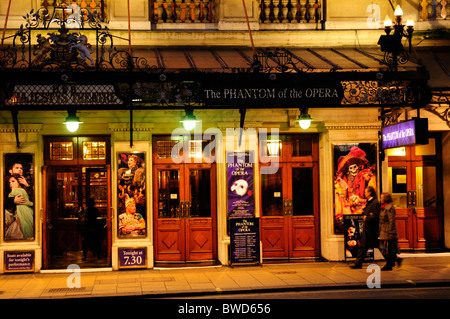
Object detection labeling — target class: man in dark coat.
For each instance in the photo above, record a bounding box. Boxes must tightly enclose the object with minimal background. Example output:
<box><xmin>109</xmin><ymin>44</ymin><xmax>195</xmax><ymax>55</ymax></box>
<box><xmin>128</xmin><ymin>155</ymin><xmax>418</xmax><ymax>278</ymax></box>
<box><xmin>351</xmin><ymin>186</ymin><xmax>380</xmax><ymax>269</ymax></box>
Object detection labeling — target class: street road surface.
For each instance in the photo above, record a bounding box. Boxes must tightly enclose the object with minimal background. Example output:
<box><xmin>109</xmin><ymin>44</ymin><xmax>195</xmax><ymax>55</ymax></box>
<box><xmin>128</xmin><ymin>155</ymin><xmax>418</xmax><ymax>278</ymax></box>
<box><xmin>188</xmin><ymin>286</ymin><xmax>450</xmax><ymax>299</ymax></box>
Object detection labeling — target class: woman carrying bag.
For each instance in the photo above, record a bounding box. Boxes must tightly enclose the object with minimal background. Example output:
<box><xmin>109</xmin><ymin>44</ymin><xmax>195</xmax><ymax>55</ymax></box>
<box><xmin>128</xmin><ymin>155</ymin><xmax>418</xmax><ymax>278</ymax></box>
<box><xmin>378</xmin><ymin>192</ymin><xmax>402</xmax><ymax>271</ymax></box>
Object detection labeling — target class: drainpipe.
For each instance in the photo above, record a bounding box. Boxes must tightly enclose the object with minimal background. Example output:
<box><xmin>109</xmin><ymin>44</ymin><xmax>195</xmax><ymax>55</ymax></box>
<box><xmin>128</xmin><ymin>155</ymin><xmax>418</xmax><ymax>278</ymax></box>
<box><xmin>321</xmin><ymin>0</ymin><xmax>327</xmax><ymax>30</ymax></box>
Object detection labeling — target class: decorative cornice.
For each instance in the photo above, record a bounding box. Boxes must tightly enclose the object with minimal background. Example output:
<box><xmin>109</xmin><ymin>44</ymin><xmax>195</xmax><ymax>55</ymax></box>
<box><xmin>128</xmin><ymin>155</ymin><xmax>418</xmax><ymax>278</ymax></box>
<box><xmin>325</xmin><ymin>124</ymin><xmax>381</xmax><ymax>131</ymax></box>
<box><xmin>0</xmin><ymin>124</ymin><xmax>43</xmax><ymax>133</ymax></box>
<box><xmin>108</xmin><ymin>123</ymin><xmax>154</xmax><ymax>132</ymax></box>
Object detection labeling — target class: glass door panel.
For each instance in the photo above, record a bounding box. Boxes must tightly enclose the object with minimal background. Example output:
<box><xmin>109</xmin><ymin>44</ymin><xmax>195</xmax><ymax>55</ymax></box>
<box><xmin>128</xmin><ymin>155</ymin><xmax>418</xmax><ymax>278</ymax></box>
<box><xmin>85</xmin><ymin>168</ymin><xmax>108</xmax><ymax>217</ymax></box>
<box><xmin>389</xmin><ymin>166</ymin><xmax>408</xmax><ymax>208</ymax></box>
<box><xmin>292</xmin><ymin>167</ymin><xmax>313</xmax><ymax>216</ymax></box>
<box><xmin>261</xmin><ymin>168</ymin><xmax>283</xmax><ymax>216</ymax></box>
<box><xmin>416</xmin><ymin>166</ymin><xmax>437</xmax><ymax>207</ymax></box>
<box><xmin>189</xmin><ymin>169</ymin><xmax>211</xmax><ymax>217</ymax></box>
<box><xmin>56</xmin><ymin>171</ymin><xmax>79</xmax><ymax>218</ymax></box>
<box><xmin>157</xmin><ymin>169</ymin><xmax>181</xmax><ymax>218</ymax></box>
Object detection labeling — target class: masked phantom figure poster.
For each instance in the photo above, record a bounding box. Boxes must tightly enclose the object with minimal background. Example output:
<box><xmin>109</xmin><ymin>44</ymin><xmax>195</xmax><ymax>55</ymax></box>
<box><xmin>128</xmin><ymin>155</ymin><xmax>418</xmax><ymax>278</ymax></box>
<box><xmin>227</xmin><ymin>151</ymin><xmax>255</xmax><ymax>219</ymax></box>
<box><xmin>333</xmin><ymin>144</ymin><xmax>377</xmax><ymax>233</ymax></box>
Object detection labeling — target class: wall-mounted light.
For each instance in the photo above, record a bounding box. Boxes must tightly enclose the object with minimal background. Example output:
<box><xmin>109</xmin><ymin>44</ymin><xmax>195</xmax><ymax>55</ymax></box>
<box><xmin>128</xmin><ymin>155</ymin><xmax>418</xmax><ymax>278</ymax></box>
<box><xmin>180</xmin><ymin>108</ymin><xmax>199</xmax><ymax>131</ymax></box>
<box><xmin>64</xmin><ymin>110</ymin><xmax>83</xmax><ymax>132</ymax></box>
<box><xmin>297</xmin><ymin>108</ymin><xmax>312</xmax><ymax>130</ymax></box>
<box><xmin>266</xmin><ymin>140</ymin><xmax>281</xmax><ymax>157</ymax></box>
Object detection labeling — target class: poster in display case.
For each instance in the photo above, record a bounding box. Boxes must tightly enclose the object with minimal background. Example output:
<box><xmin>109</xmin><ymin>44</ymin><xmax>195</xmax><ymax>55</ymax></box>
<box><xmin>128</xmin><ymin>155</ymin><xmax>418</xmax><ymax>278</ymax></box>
<box><xmin>3</xmin><ymin>153</ymin><xmax>35</xmax><ymax>241</ymax></box>
<box><xmin>333</xmin><ymin>143</ymin><xmax>377</xmax><ymax>234</ymax></box>
<box><xmin>117</xmin><ymin>152</ymin><xmax>147</xmax><ymax>238</ymax></box>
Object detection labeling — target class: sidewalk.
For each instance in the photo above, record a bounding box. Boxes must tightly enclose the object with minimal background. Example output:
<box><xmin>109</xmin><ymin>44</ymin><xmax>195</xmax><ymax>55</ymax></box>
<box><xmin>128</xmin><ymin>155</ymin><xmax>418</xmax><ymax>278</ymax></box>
<box><xmin>1</xmin><ymin>253</ymin><xmax>449</xmax><ymax>299</ymax></box>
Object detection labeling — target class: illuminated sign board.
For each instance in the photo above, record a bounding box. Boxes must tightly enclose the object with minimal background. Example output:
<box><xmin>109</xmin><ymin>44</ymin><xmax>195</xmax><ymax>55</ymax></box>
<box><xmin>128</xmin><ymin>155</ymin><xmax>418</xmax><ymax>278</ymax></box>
<box><xmin>381</xmin><ymin>118</ymin><xmax>428</xmax><ymax>149</ymax></box>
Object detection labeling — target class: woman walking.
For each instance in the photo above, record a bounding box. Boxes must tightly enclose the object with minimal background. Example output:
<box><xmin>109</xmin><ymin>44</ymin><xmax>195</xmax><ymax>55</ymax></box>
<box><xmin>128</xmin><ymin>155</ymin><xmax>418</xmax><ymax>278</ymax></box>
<box><xmin>378</xmin><ymin>192</ymin><xmax>402</xmax><ymax>271</ymax></box>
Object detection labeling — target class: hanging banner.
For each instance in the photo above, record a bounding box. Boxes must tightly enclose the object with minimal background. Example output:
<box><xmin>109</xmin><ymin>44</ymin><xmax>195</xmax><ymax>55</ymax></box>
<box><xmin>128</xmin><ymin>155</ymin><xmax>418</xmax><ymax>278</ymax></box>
<box><xmin>229</xmin><ymin>218</ymin><xmax>260</xmax><ymax>266</ymax></box>
<box><xmin>381</xmin><ymin>118</ymin><xmax>429</xmax><ymax>149</ymax></box>
<box><xmin>227</xmin><ymin>151</ymin><xmax>255</xmax><ymax>219</ymax></box>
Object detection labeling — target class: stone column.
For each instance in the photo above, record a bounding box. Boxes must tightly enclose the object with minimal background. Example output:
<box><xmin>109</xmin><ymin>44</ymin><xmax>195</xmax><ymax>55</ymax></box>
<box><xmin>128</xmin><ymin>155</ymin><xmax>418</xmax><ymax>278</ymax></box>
<box><xmin>108</xmin><ymin>0</ymin><xmax>151</xmax><ymax>30</ymax></box>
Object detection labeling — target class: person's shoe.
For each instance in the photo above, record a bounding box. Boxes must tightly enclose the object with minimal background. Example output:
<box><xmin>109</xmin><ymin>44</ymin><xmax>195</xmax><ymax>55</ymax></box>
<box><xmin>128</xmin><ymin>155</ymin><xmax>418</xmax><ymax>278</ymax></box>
<box><xmin>396</xmin><ymin>257</ymin><xmax>403</xmax><ymax>267</ymax></box>
<box><xmin>381</xmin><ymin>265</ymin><xmax>392</xmax><ymax>271</ymax></box>
<box><xmin>350</xmin><ymin>264</ymin><xmax>362</xmax><ymax>269</ymax></box>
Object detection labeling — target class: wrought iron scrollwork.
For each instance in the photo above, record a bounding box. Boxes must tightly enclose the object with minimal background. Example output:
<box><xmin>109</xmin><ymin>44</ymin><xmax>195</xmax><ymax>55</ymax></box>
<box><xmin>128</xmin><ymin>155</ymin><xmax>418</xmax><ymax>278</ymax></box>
<box><xmin>252</xmin><ymin>48</ymin><xmax>301</xmax><ymax>73</ymax></box>
<box><xmin>21</xmin><ymin>5</ymin><xmax>103</xmax><ymax>30</ymax></box>
<box><xmin>0</xmin><ymin>6</ymin><xmax>156</xmax><ymax>72</ymax></box>
<box><xmin>425</xmin><ymin>88</ymin><xmax>450</xmax><ymax>128</ymax></box>
<box><xmin>124</xmin><ymin>81</ymin><xmax>204</xmax><ymax>108</ymax></box>
<box><xmin>341</xmin><ymin>80</ymin><xmax>416</xmax><ymax>106</ymax></box>
<box><xmin>379</xmin><ymin>107</ymin><xmax>404</xmax><ymax>126</ymax></box>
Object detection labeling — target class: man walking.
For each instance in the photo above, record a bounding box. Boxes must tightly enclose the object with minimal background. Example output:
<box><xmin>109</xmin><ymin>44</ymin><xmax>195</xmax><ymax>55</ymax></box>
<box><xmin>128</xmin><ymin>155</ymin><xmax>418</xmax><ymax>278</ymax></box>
<box><xmin>351</xmin><ymin>186</ymin><xmax>380</xmax><ymax>269</ymax></box>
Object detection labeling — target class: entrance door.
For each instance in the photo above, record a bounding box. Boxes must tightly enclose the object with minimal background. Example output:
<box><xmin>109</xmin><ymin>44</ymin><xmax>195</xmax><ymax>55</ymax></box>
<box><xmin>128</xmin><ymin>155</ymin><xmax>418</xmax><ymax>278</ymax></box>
<box><xmin>43</xmin><ymin>165</ymin><xmax>111</xmax><ymax>269</ymax></box>
<box><xmin>153</xmin><ymin>163</ymin><xmax>217</xmax><ymax>263</ymax></box>
<box><xmin>387</xmin><ymin>135</ymin><xmax>443</xmax><ymax>250</ymax></box>
<box><xmin>260</xmin><ymin>135</ymin><xmax>320</xmax><ymax>260</ymax></box>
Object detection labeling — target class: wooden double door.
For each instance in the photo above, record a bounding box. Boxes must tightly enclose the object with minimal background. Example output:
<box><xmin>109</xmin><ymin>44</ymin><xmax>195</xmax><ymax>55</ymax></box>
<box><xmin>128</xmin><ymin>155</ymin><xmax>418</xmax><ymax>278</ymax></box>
<box><xmin>387</xmin><ymin>134</ymin><xmax>444</xmax><ymax>250</ymax></box>
<box><xmin>43</xmin><ymin>165</ymin><xmax>112</xmax><ymax>269</ymax></box>
<box><xmin>153</xmin><ymin>163</ymin><xmax>217</xmax><ymax>263</ymax></box>
<box><xmin>260</xmin><ymin>135</ymin><xmax>320</xmax><ymax>260</ymax></box>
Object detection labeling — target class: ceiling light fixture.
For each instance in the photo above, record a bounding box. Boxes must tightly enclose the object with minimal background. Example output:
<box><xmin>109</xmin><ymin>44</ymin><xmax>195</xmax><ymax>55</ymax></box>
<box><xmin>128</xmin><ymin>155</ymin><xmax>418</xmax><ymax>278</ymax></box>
<box><xmin>180</xmin><ymin>108</ymin><xmax>199</xmax><ymax>131</ymax></box>
<box><xmin>64</xmin><ymin>110</ymin><xmax>83</xmax><ymax>132</ymax></box>
<box><xmin>297</xmin><ymin>108</ymin><xmax>312</xmax><ymax>130</ymax></box>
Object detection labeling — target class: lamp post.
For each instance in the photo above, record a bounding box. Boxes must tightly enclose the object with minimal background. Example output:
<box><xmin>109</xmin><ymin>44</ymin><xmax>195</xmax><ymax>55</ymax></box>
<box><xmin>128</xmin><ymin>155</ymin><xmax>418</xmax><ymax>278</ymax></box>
<box><xmin>378</xmin><ymin>5</ymin><xmax>414</xmax><ymax>71</ymax></box>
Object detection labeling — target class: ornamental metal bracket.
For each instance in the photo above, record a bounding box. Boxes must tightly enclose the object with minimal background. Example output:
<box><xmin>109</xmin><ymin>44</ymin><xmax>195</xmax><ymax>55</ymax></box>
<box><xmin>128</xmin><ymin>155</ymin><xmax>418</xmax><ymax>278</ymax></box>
<box><xmin>239</xmin><ymin>108</ymin><xmax>246</xmax><ymax>146</ymax></box>
<box><xmin>424</xmin><ymin>88</ymin><xmax>450</xmax><ymax>128</ymax></box>
<box><xmin>11</xmin><ymin>110</ymin><xmax>20</xmax><ymax>149</ymax></box>
<box><xmin>379</xmin><ymin>106</ymin><xmax>405</xmax><ymax>127</ymax></box>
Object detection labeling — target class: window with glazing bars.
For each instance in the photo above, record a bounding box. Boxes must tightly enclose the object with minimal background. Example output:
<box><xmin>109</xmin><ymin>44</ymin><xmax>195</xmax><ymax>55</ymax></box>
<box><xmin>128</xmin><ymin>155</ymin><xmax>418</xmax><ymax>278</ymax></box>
<box><xmin>50</xmin><ymin>142</ymin><xmax>74</xmax><ymax>160</ymax></box>
<box><xmin>83</xmin><ymin>141</ymin><xmax>106</xmax><ymax>160</ymax></box>
<box><xmin>156</xmin><ymin>140</ymin><xmax>180</xmax><ymax>158</ymax></box>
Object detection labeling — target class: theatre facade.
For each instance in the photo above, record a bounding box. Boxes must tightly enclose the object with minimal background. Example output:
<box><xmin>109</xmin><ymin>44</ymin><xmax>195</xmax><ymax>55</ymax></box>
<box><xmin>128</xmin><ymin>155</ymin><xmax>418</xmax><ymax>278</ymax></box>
<box><xmin>0</xmin><ymin>0</ymin><xmax>449</xmax><ymax>272</ymax></box>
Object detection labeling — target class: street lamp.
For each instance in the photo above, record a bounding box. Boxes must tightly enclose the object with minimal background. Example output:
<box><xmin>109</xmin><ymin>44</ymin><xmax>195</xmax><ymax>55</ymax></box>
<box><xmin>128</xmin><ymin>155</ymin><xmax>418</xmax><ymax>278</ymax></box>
<box><xmin>180</xmin><ymin>108</ymin><xmax>199</xmax><ymax>131</ymax></box>
<box><xmin>297</xmin><ymin>108</ymin><xmax>312</xmax><ymax>130</ymax></box>
<box><xmin>377</xmin><ymin>5</ymin><xmax>414</xmax><ymax>71</ymax></box>
<box><xmin>64</xmin><ymin>110</ymin><xmax>83</xmax><ymax>132</ymax></box>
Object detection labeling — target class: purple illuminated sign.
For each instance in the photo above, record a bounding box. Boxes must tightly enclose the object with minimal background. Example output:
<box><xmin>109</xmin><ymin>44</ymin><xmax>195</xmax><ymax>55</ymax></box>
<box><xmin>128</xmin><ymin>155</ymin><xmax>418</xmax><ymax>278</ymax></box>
<box><xmin>118</xmin><ymin>248</ymin><xmax>147</xmax><ymax>269</ymax></box>
<box><xmin>227</xmin><ymin>152</ymin><xmax>255</xmax><ymax>219</ymax></box>
<box><xmin>381</xmin><ymin>118</ymin><xmax>428</xmax><ymax>149</ymax></box>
